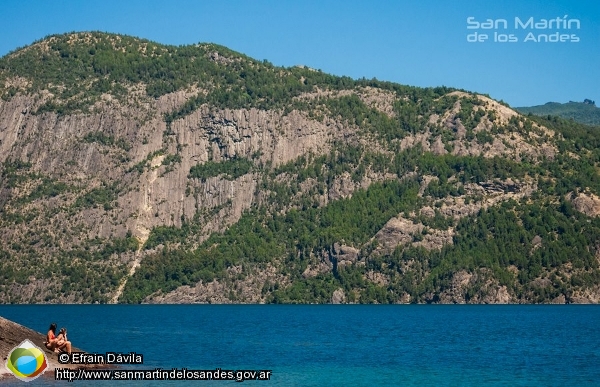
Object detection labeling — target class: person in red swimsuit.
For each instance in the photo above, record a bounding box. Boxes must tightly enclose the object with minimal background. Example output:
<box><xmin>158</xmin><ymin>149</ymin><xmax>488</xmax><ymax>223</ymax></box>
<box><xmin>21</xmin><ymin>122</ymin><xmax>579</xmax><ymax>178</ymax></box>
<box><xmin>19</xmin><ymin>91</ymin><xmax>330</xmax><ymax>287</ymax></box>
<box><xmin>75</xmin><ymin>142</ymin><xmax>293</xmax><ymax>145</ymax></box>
<box><xmin>46</xmin><ymin>323</ymin><xmax>72</xmax><ymax>354</ymax></box>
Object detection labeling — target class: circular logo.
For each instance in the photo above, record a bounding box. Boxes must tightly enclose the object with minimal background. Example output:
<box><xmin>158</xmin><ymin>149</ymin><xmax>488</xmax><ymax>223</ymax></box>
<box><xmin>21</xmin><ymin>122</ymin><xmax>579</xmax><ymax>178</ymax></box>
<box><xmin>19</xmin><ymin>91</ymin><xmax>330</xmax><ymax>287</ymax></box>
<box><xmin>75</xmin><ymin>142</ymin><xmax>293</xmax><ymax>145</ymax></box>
<box><xmin>58</xmin><ymin>352</ymin><xmax>70</xmax><ymax>364</ymax></box>
<box><xmin>5</xmin><ymin>339</ymin><xmax>48</xmax><ymax>382</ymax></box>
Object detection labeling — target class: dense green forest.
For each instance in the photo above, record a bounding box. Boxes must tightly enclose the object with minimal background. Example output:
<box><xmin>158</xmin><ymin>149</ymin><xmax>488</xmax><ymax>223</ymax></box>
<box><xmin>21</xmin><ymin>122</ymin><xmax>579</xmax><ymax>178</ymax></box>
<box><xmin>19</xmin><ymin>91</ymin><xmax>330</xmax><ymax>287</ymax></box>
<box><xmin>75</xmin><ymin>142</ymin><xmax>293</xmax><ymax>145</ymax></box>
<box><xmin>0</xmin><ymin>32</ymin><xmax>451</xmax><ymax>117</ymax></box>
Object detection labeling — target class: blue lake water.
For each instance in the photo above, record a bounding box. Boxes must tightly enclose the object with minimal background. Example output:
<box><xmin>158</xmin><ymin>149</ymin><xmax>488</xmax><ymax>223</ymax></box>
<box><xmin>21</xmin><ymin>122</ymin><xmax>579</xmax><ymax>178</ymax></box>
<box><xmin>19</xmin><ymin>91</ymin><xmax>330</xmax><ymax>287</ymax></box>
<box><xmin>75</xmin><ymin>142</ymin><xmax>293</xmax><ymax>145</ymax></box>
<box><xmin>1</xmin><ymin>305</ymin><xmax>599</xmax><ymax>386</ymax></box>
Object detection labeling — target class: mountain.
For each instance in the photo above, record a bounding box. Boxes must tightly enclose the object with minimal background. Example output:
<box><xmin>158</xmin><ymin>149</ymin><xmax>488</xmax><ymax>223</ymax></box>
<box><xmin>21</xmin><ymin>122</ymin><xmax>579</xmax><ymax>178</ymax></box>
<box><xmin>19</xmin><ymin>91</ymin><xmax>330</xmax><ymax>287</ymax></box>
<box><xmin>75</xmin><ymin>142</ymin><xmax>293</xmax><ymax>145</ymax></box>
<box><xmin>1</xmin><ymin>32</ymin><xmax>600</xmax><ymax>304</ymax></box>
<box><xmin>517</xmin><ymin>100</ymin><xmax>600</xmax><ymax>126</ymax></box>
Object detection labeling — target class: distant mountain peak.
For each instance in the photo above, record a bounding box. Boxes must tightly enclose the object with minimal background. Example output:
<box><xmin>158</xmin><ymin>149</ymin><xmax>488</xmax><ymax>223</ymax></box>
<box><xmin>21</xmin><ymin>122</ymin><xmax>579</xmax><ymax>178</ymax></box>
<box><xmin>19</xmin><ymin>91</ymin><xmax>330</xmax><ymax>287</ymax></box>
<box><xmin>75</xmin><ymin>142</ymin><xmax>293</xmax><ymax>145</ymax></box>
<box><xmin>517</xmin><ymin>100</ymin><xmax>600</xmax><ymax>126</ymax></box>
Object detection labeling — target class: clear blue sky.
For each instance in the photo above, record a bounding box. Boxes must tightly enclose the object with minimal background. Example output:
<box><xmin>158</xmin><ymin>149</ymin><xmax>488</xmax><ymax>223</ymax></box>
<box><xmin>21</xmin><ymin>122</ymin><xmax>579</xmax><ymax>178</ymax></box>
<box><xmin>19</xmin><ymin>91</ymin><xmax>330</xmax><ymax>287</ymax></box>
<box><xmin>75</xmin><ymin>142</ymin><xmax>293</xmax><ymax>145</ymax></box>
<box><xmin>1</xmin><ymin>0</ymin><xmax>598</xmax><ymax>107</ymax></box>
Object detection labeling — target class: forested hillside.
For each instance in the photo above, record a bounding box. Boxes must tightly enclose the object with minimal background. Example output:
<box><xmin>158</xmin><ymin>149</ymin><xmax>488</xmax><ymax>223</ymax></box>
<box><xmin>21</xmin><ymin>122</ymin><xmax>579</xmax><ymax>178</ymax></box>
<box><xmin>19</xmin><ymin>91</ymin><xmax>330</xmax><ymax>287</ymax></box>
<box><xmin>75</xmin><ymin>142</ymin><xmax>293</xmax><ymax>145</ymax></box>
<box><xmin>517</xmin><ymin>100</ymin><xmax>600</xmax><ymax>126</ymax></box>
<box><xmin>1</xmin><ymin>32</ymin><xmax>599</xmax><ymax>304</ymax></box>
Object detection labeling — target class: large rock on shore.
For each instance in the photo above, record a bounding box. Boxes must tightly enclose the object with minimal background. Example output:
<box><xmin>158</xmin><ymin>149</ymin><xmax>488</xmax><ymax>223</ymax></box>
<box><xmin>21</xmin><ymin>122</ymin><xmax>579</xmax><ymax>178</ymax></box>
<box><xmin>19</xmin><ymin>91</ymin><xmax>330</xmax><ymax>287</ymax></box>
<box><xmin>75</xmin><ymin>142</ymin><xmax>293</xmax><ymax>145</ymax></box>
<box><xmin>0</xmin><ymin>316</ymin><xmax>101</xmax><ymax>381</ymax></box>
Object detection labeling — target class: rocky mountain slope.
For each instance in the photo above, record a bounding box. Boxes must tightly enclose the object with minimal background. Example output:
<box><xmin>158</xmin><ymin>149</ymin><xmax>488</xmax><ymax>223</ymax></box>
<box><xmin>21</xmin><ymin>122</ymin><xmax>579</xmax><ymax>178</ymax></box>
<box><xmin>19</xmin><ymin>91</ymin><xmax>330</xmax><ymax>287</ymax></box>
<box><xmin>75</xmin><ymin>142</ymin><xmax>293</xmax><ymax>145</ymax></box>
<box><xmin>1</xmin><ymin>32</ymin><xmax>600</xmax><ymax>304</ymax></box>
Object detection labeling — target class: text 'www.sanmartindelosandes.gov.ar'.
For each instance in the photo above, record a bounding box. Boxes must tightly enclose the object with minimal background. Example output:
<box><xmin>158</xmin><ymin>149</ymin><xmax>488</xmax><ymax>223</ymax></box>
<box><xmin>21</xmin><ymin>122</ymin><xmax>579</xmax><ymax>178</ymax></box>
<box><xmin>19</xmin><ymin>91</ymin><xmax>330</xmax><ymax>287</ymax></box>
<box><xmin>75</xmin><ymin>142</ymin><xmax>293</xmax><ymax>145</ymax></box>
<box><xmin>55</xmin><ymin>368</ymin><xmax>272</xmax><ymax>382</ymax></box>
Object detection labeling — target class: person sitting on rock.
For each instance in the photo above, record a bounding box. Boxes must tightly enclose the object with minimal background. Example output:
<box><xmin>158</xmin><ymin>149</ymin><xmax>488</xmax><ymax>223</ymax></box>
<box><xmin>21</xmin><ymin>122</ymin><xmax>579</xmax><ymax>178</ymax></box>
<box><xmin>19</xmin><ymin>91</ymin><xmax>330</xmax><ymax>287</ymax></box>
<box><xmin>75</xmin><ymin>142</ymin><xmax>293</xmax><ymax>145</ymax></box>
<box><xmin>56</xmin><ymin>327</ymin><xmax>72</xmax><ymax>354</ymax></box>
<box><xmin>45</xmin><ymin>323</ymin><xmax>59</xmax><ymax>352</ymax></box>
<box><xmin>45</xmin><ymin>323</ymin><xmax>71</xmax><ymax>354</ymax></box>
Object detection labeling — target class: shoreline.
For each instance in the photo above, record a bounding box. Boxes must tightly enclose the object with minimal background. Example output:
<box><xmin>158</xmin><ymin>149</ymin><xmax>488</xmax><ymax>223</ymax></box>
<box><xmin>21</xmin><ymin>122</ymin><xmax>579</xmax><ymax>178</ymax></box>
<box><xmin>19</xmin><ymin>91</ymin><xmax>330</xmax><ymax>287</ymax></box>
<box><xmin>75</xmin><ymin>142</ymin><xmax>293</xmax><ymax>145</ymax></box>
<box><xmin>0</xmin><ymin>316</ymin><xmax>108</xmax><ymax>382</ymax></box>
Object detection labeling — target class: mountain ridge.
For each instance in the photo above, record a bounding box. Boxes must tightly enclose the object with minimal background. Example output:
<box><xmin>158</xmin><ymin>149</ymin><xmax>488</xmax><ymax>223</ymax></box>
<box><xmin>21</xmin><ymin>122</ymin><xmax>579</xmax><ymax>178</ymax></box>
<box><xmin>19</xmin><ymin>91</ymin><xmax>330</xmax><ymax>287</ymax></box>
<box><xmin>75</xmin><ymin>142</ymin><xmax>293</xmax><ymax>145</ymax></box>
<box><xmin>517</xmin><ymin>100</ymin><xmax>600</xmax><ymax>126</ymax></box>
<box><xmin>1</xmin><ymin>32</ymin><xmax>600</xmax><ymax>304</ymax></box>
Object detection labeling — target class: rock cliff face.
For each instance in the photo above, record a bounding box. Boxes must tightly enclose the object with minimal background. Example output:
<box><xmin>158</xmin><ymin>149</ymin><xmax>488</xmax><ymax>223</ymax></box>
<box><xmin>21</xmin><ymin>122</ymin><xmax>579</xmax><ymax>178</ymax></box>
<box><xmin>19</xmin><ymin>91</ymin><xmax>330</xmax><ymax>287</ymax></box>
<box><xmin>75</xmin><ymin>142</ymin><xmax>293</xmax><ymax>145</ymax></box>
<box><xmin>1</xmin><ymin>32</ymin><xmax>600</xmax><ymax>304</ymax></box>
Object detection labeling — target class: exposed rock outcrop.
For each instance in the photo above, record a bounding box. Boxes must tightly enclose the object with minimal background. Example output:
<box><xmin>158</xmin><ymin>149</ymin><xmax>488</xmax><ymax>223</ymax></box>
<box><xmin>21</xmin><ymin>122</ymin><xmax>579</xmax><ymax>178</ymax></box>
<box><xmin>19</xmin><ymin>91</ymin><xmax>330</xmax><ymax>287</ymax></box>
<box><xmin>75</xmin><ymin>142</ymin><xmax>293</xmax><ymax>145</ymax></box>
<box><xmin>432</xmin><ymin>270</ymin><xmax>513</xmax><ymax>304</ymax></box>
<box><xmin>145</xmin><ymin>264</ymin><xmax>287</xmax><ymax>304</ymax></box>
<box><xmin>572</xmin><ymin>192</ymin><xmax>600</xmax><ymax>217</ymax></box>
<box><xmin>331</xmin><ymin>288</ymin><xmax>346</xmax><ymax>304</ymax></box>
